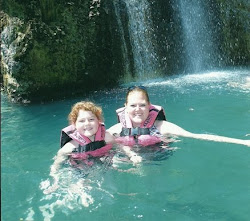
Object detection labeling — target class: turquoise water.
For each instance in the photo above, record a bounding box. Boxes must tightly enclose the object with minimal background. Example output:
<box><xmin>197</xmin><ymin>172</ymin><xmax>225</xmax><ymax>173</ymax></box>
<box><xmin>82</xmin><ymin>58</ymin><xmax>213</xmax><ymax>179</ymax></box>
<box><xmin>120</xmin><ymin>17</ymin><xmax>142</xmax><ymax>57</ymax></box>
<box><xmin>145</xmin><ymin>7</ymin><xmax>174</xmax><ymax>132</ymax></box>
<box><xmin>1</xmin><ymin>70</ymin><xmax>250</xmax><ymax>221</ymax></box>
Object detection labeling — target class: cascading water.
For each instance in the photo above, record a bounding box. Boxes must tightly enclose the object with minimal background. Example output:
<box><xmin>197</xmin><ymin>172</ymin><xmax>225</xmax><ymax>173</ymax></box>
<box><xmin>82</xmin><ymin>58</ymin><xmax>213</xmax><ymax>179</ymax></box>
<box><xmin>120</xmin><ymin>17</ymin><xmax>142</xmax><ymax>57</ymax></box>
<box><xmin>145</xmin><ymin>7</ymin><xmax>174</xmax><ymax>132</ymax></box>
<box><xmin>114</xmin><ymin>0</ymin><xmax>222</xmax><ymax>78</ymax></box>
<box><xmin>113</xmin><ymin>1</ymin><xmax>131</xmax><ymax>76</ymax></box>
<box><xmin>176</xmin><ymin>0</ymin><xmax>220</xmax><ymax>73</ymax></box>
<box><xmin>114</xmin><ymin>0</ymin><xmax>160</xmax><ymax>79</ymax></box>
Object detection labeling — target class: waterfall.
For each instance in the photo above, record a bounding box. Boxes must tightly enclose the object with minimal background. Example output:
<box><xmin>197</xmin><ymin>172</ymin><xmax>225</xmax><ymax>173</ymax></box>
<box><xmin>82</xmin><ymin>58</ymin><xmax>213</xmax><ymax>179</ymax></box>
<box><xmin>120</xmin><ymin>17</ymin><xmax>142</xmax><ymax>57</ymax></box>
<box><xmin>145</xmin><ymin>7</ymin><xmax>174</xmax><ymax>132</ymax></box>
<box><xmin>113</xmin><ymin>0</ymin><xmax>222</xmax><ymax>78</ymax></box>
<box><xmin>114</xmin><ymin>0</ymin><xmax>160</xmax><ymax>79</ymax></box>
<box><xmin>113</xmin><ymin>1</ymin><xmax>131</xmax><ymax>76</ymax></box>
<box><xmin>178</xmin><ymin>0</ymin><xmax>219</xmax><ymax>73</ymax></box>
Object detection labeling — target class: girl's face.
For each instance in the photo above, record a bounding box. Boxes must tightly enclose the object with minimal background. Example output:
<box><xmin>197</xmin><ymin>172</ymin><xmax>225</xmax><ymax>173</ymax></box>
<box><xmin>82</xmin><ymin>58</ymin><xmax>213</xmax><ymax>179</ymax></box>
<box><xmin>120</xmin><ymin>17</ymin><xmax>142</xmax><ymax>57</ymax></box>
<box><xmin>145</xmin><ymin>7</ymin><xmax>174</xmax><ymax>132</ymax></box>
<box><xmin>75</xmin><ymin>110</ymin><xmax>99</xmax><ymax>140</ymax></box>
<box><xmin>125</xmin><ymin>91</ymin><xmax>150</xmax><ymax>127</ymax></box>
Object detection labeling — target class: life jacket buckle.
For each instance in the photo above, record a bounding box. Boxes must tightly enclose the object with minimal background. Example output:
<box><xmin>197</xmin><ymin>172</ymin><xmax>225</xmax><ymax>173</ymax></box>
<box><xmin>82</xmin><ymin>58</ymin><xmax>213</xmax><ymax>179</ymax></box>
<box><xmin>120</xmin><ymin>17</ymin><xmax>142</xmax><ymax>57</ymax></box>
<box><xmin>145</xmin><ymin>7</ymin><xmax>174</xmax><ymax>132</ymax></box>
<box><xmin>131</xmin><ymin>127</ymin><xmax>140</xmax><ymax>136</ymax></box>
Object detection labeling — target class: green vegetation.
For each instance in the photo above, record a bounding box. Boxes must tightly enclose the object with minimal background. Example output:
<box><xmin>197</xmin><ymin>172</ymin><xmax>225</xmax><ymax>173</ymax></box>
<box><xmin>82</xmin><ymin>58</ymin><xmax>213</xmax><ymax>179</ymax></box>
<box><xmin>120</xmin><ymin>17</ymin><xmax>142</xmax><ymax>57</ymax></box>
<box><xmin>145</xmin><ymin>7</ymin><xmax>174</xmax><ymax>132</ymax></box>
<box><xmin>1</xmin><ymin>0</ymin><xmax>123</xmax><ymax>102</ymax></box>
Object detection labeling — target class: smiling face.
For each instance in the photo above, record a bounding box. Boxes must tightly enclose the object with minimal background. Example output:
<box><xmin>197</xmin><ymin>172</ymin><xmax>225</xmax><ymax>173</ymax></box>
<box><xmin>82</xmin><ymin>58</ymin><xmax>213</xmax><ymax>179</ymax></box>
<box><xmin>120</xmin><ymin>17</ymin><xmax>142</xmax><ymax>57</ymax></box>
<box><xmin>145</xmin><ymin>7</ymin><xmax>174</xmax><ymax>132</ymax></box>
<box><xmin>125</xmin><ymin>91</ymin><xmax>150</xmax><ymax>127</ymax></box>
<box><xmin>75</xmin><ymin>110</ymin><xmax>99</xmax><ymax>141</ymax></box>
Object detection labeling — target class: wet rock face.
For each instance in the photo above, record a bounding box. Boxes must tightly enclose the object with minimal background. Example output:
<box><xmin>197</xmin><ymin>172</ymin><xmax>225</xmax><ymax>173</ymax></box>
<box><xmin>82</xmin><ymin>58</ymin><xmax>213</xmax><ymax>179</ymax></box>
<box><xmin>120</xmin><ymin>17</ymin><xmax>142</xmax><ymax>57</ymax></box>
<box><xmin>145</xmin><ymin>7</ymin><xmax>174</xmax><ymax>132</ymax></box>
<box><xmin>1</xmin><ymin>1</ymin><xmax>123</xmax><ymax>103</ymax></box>
<box><xmin>1</xmin><ymin>14</ymin><xmax>28</xmax><ymax>103</ymax></box>
<box><xmin>214</xmin><ymin>0</ymin><xmax>250</xmax><ymax>66</ymax></box>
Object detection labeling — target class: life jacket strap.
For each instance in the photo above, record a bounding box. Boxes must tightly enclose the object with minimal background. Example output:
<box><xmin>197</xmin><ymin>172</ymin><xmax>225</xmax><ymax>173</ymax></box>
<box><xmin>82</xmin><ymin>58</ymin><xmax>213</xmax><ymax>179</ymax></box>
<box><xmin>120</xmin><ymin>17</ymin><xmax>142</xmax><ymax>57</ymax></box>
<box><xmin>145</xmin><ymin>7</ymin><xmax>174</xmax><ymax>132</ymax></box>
<box><xmin>120</xmin><ymin>127</ymin><xmax>150</xmax><ymax>136</ymax></box>
<box><xmin>73</xmin><ymin>140</ymin><xmax>106</xmax><ymax>152</ymax></box>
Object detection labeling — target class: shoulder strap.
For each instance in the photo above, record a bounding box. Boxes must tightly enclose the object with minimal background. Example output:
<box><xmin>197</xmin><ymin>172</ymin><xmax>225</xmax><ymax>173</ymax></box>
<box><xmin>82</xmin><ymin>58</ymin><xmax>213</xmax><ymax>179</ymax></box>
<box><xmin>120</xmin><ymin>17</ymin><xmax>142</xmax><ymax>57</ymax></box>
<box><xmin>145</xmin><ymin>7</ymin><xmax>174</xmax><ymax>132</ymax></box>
<box><xmin>95</xmin><ymin>123</ymin><xmax>106</xmax><ymax>141</ymax></box>
<box><xmin>60</xmin><ymin>125</ymin><xmax>91</xmax><ymax>148</ymax></box>
<box><xmin>142</xmin><ymin>104</ymin><xmax>166</xmax><ymax>127</ymax></box>
<box><xmin>116</xmin><ymin>107</ymin><xmax>132</xmax><ymax>128</ymax></box>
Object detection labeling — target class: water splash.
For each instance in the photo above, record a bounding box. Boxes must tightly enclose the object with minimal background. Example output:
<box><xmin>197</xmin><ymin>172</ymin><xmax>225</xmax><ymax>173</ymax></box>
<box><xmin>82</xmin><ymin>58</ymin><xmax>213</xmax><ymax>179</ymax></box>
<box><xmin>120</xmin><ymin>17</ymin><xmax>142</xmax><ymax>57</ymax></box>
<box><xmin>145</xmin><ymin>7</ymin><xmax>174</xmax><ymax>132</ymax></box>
<box><xmin>35</xmin><ymin>157</ymin><xmax>114</xmax><ymax>220</ymax></box>
<box><xmin>115</xmin><ymin>0</ymin><xmax>160</xmax><ymax>78</ymax></box>
<box><xmin>143</xmin><ymin>70</ymin><xmax>250</xmax><ymax>93</ymax></box>
<box><xmin>177</xmin><ymin>0</ymin><xmax>220</xmax><ymax>73</ymax></box>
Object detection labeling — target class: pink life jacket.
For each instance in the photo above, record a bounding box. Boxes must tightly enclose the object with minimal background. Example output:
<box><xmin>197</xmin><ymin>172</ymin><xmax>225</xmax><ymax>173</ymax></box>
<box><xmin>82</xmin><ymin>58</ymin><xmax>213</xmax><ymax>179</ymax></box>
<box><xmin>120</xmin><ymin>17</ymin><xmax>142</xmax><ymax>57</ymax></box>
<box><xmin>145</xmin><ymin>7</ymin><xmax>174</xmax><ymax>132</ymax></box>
<box><xmin>60</xmin><ymin>123</ymin><xmax>112</xmax><ymax>162</ymax></box>
<box><xmin>115</xmin><ymin>104</ymin><xmax>166</xmax><ymax>146</ymax></box>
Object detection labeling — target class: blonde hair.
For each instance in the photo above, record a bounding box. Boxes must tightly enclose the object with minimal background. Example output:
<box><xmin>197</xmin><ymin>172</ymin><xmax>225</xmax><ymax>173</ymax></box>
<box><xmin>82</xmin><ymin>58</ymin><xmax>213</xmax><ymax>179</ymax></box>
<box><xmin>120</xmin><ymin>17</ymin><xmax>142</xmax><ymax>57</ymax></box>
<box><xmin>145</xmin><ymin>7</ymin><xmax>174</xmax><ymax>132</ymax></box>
<box><xmin>68</xmin><ymin>101</ymin><xmax>103</xmax><ymax>124</ymax></box>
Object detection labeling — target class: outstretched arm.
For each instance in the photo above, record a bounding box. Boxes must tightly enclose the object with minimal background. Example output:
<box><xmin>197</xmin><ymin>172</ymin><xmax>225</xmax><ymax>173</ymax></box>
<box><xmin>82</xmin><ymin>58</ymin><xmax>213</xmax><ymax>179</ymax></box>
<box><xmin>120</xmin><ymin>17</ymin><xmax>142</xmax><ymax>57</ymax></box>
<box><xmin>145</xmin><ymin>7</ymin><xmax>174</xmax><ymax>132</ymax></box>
<box><xmin>156</xmin><ymin>120</ymin><xmax>250</xmax><ymax>147</ymax></box>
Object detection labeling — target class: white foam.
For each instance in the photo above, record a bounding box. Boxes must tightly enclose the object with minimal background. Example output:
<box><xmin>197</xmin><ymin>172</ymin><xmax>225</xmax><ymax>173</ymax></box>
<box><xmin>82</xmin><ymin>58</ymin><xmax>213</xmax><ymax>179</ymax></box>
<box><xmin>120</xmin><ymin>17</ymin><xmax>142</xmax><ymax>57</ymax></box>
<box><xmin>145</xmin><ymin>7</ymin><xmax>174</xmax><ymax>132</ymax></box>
<box><xmin>142</xmin><ymin>70</ymin><xmax>250</xmax><ymax>91</ymax></box>
<box><xmin>24</xmin><ymin>207</ymin><xmax>35</xmax><ymax>221</ymax></box>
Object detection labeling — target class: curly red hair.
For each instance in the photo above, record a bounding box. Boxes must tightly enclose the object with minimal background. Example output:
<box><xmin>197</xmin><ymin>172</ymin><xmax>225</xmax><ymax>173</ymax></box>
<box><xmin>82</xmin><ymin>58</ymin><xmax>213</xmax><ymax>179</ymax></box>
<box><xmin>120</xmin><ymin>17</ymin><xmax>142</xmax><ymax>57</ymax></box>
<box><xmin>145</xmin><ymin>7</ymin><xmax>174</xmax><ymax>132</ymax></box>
<box><xmin>68</xmin><ymin>101</ymin><xmax>103</xmax><ymax>124</ymax></box>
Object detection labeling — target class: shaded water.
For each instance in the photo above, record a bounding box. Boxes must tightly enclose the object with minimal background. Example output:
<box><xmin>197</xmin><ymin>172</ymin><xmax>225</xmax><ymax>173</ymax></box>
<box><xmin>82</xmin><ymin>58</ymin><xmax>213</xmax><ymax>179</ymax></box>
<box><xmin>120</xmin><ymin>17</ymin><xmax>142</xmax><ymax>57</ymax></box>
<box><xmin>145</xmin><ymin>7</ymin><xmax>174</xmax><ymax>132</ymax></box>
<box><xmin>1</xmin><ymin>70</ymin><xmax>250</xmax><ymax>221</ymax></box>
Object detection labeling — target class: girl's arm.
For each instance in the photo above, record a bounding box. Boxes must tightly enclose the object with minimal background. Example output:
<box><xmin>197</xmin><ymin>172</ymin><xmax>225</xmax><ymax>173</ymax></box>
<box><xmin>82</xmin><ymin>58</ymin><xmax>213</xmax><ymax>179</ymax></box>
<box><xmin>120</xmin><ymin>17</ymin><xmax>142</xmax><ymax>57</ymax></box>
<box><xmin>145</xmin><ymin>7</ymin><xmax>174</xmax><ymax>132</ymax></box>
<box><xmin>50</xmin><ymin>141</ymin><xmax>76</xmax><ymax>175</ymax></box>
<box><xmin>44</xmin><ymin>141</ymin><xmax>76</xmax><ymax>194</ymax></box>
